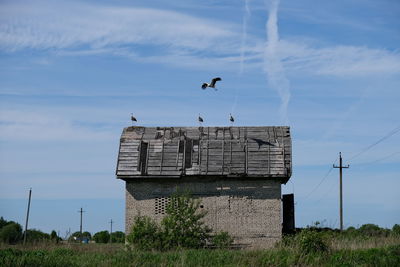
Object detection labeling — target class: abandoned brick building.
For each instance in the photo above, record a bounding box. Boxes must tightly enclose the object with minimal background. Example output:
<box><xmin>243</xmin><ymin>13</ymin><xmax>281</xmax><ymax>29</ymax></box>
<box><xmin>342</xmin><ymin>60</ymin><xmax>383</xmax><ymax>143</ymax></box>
<box><xmin>116</xmin><ymin>126</ymin><xmax>294</xmax><ymax>248</ymax></box>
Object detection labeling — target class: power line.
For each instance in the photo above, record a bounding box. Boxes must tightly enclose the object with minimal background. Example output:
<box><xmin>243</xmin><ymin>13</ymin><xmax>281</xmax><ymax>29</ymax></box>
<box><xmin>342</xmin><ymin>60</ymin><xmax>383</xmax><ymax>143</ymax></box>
<box><xmin>355</xmin><ymin>151</ymin><xmax>400</xmax><ymax>166</ymax></box>
<box><xmin>349</xmin><ymin>125</ymin><xmax>400</xmax><ymax>161</ymax></box>
<box><xmin>302</xmin><ymin>158</ymin><xmax>337</xmax><ymax>200</ymax></box>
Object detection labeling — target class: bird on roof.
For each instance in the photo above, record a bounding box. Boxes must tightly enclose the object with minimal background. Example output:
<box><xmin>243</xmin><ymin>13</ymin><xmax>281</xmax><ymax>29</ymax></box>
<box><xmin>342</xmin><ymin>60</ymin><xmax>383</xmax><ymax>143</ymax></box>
<box><xmin>130</xmin><ymin>113</ymin><xmax>137</xmax><ymax>125</ymax></box>
<box><xmin>198</xmin><ymin>114</ymin><xmax>204</xmax><ymax>125</ymax></box>
<box><xmin>229</xmin><ymin>113</ymin><xmax>234</xmax><ymax>124</ymax></box>
<box><xmin>201</xmin><ymin>77</ymin><xmax>221</xmax><ymax>90</ymax></box>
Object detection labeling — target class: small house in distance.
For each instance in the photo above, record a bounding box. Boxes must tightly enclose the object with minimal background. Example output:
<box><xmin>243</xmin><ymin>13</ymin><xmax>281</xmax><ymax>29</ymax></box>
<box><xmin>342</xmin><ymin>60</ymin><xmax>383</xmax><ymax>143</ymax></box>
<box><xmin>116</xmin><ymin>126</ymin><xmax>293</xmax><ymax>248</ymax></box>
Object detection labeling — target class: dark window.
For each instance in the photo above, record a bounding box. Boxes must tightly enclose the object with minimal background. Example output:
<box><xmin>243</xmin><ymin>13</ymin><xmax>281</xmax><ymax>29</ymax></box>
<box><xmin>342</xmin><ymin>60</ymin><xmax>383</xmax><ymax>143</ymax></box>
<box><xmin>178</xmin><ymin>140</ymin><xmax>184</xmax><ymax>153</ymax></box>
<box><xmin>138</xmin><ymin>142</ymin><xmax>148</xmax><ymax>175</ymax></box>
<box><xmin>185</xmin><ymin>139</ymin><xmax>193</xmax><ymax>169</ymax></box>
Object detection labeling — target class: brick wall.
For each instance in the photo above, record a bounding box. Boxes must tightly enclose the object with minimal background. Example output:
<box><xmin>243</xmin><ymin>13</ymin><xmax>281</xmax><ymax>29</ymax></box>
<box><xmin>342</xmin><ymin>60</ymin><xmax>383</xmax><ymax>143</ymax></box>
<box><xmin>125</xmin><ymin>177</ymin><xmax>282</xmax><ymax>248</ymax></box>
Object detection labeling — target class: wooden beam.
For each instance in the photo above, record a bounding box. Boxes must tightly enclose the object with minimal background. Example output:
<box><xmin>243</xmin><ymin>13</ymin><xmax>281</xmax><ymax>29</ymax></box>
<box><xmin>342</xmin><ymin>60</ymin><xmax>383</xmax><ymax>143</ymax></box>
<box><xmin>160</xmin><ymin>140</ymin><xmax>164</xmax><ymax>175</ymax></box>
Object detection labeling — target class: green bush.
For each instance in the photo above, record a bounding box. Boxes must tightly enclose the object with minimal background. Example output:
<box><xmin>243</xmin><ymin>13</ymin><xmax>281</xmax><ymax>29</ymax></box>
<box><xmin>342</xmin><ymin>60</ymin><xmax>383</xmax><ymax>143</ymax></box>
<box><xmin>392</xmin><ymin>224</ymin><xmax>400</xmax><ymax>236</ymax></box>
<box><xmin>127</xmin><ymin>193</ymin><xmax>214</xmax><ymax>250</ymax></box>
<box><xmin>161</xmin><ymin>193</ymin><xmax>211</xmax><ymax>249</ymax></box>
<box><xmin>127</xmin><ymin>216</ymin><xmax>162</xmax><ymax>250</ymax></box>
<box><xmin>0</xmin><ymin>222</ymin><xmax>22</xmax><ymax>244</ymax></box>
<box><xmin>212</xmin><ymin>231</ymin><xmax>234</xmax><ymax>249</ymax></box>
<box><xmin>297</xmin><ymin>229</ymin><xmax>329</xmax><ymax>254</ymax></box>
<box><xmin>93</xmin><ymin>231</ymin><xmax>110</xmax><ymax>243</ymax></box>
<box><xmin>25</xmin><ymin>229</ymin><xmax>50</xmax><ymax>243</ymax></box>
<box><xmin>358</xmin><ymin>224</ymin><xmax>388</xmax><ymax>237</ymax></box>
<box><xmin>110</xmin><ymin>231</ymin><xmax>125</xmax><ymax>243</ymax></box>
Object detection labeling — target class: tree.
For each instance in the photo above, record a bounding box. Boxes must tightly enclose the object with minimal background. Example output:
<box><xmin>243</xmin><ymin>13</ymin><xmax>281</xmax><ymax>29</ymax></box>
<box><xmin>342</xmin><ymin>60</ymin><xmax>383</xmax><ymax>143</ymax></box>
<box><xmin>127</xmin><ymin>216</ymin><xmax>161</xmax><ymax>250</ymax></box>
<box><xmin>69</xmin><ymin>231</ymin><xmax>91</xmax><ymax>242</ymax></box>
<box><xmin>212</xmin><ymin>231</ymin><xmax>234</xmax><ymax>249</ymax></box>
<box><xmin>82</xmin><ymin>231</ymin><xmax>92</xmax><ymax>239</ymax></box>
<box><xmin>0</xmin><ymin>222</ymin><xmax>22</xmax><ymax>244</ymax></box>
<box><xmin>111</xmin><ymin>231</ymin><xmax>125</xmax><ymax>243</ymax></box>
<box><xmin>392</xmin><ymin>224</ymin><xmax>400</xmax><ymax>236</ymax></box>
<box><xmin>161</xmin><ymin>193</ymin><xmax>211</xmax><ymax>249</ymax></box>
<box><xmin>25</xmin><ymin>229</ymin><xmax>50</xmax><ymax>242</ymax></box>
<box><xmin>93</xmin><ymin>231</ymin><xmax>110</xmax><ymax>243</ymax></box>
<box><xmin>0</xmin><ymin>217</ymin><xmax>9</xmax><ymax>229</ymax></box>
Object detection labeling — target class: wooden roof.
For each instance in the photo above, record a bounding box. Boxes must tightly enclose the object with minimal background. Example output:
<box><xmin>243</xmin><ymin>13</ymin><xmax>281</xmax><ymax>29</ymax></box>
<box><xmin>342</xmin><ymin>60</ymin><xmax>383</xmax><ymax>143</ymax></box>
<box><xmin>116</xmin><ymin>126</ymin><xmax>292</xmax><ymax>183</ymax></box>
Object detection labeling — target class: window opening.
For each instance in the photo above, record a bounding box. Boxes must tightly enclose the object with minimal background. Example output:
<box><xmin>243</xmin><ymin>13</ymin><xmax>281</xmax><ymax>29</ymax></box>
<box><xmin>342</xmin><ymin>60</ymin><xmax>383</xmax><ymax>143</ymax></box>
<box><xmin>138</xmin><ymin>141</ymin><xmax>148</xmax><ymax>175</ymax></box>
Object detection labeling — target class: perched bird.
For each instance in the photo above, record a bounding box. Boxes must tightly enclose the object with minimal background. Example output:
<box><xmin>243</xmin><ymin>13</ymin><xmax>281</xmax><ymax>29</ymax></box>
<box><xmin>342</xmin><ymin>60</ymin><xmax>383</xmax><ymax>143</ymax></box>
<box><xmin>229</xmin><ymin>113</ymin><xmax>234</xmax><ymax>124</ymax></box>
<box><xmin>198</xmin><ymin>114</ymin><xmax>204</xmax><ymax>124</ymax></box>
<box><xmin>130</xmin><ymin>113</ymin><xmax>137</xmax><ymax>125</ymax></box>
<box><xmin>201</xmin><ymin>77</ymin><xmax>221</xmax><ymax>90</ymax></box>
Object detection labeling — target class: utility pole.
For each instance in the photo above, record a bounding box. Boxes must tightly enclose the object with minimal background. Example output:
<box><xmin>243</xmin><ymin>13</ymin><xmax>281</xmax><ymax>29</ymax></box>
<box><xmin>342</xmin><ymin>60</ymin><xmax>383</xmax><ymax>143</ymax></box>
<box><xmin>333</xmin><ymin>152</ymin><xmax>349</xmax><ymax>231</ymax></box>
<box><xmin>78</xmin><ymin>208</ymin><xmax>85</xmax><ymax>241</ymax></box>
<box><xmin>23</xmin><ymin>188</ymin><xmax>32</xmax><ymax>245</ymax></box>
<box><xmin>109</xmin><ymin>219</ymin><xmax>113</xmax><ymax>243</ymax></box>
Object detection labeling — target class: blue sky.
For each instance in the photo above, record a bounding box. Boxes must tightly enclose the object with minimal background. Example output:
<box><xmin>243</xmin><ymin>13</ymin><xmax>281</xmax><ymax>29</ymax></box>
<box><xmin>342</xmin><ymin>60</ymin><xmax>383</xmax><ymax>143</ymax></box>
<box><xmin>0</xmin><ymin>0</ymin><xmax>399</xmax><ymax>235</ymax></box>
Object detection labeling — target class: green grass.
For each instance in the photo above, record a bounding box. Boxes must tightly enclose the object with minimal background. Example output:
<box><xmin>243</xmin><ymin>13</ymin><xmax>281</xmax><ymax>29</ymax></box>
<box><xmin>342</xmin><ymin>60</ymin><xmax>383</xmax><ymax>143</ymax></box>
<box><xmin>1</xmin><ymin>231</ymin><xmax>400</xmax><ymax>267</ymax></box>
<box><xmin>1</xmin><ymin>244</ymin><xmax>400</xmax><ymax>267</ymax></box>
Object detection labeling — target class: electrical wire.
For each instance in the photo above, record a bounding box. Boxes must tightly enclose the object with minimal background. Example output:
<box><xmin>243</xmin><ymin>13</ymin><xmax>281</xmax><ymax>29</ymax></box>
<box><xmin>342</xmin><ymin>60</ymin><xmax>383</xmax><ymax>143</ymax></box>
<box><xmin>302</xmin><ymin>158</ymin><xmax>337</xmax><ymax>200</ymax></box>
<box><xmin>349</xmin><ymin>125</ymin><xmax>400</xmax><ymax>161</ymax></box>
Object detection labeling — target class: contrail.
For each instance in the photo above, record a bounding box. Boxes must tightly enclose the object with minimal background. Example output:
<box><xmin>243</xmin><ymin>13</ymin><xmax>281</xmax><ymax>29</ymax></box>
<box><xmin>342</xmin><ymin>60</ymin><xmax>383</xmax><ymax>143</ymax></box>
<box><xmin>264</xmin><ymin>0</ymin><xmax>290</xmax><ymax>124</ymax></box>
<box><xmin>232</xmin><ymin>0</ymin><xmax>251</xmax><ymax>115</ymax></box>
<box><xmin>239</xmin><ymin>0</ymin><xmax>251</xmax><ymax>74</ymax></box>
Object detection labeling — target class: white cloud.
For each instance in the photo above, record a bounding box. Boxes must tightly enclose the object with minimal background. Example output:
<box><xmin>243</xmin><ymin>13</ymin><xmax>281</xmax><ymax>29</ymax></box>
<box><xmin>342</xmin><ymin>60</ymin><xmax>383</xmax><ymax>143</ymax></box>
<box><xmin>0</xmin><ymin>0</ymin><xmax>399</xmax><ymax>77</ymax></box>
<box><xmin>278</xmin><ymin>41</ymin><xmax>400</xmax><ymax>76</ymax></box>
<box><xmin>0</xmin><ymin>1</ymin><xmax>239</xmax><ymax>53</ymax></box>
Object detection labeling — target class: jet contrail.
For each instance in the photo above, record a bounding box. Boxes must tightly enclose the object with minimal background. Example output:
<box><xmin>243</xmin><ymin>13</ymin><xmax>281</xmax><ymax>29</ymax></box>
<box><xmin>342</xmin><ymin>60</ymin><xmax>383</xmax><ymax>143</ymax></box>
<box><xmin>239</xmin><ymin>0</ymin><xmax>251</xmax><ymax>74</ymax></box>
<box><xmin>264</xmin><ymin>0</ymin><xmax>290</xmax><ymax>124</ymax></box>
<box><xmin>232</xmin><ymin>0</ymin><xmax>251</xmax><ymax>115</ymax></box>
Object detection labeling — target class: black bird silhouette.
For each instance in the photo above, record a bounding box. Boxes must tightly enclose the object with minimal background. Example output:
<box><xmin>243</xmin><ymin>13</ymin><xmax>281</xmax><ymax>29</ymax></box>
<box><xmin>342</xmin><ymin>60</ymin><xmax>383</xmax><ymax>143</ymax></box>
<box><xmin>201</xmin><ymin>77</ymin><xmax>221</xmax><ymax>90</ymax></box>
<box><xmin>229</xmin><ymin>113</ymin><xmax>234</xmax><ymax>123</ymax></box>
<box><xmin>251</xmin><ymin>138</ymin><xmax>274</xmax><ymax>149</ymax></box>
<box><xmin>198</xmin><ymin>114</ymin><xmax>204</xmax><ymax>124</ymax></box>
<box><xmin>130</xmin><ymin>113</ymin><xmax>137</xmax><ymax>125</ymax></box>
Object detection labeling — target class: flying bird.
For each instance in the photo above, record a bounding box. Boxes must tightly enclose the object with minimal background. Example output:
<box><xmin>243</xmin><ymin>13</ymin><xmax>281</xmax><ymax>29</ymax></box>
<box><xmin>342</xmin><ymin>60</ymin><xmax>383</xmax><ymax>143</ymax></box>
<box><xmin>201</xmin><ymin>77</ymin><xmax>221</xmax><ymax>90</ymax></box>
<box><xmin>229</xmin><ymin>113</ymin><xmax>234</xmax><ymax>124</ymax></box>
<box><xmin>130</xmin><ymin>113</ymin><xmax>137</xmax><ymax>125</ymax></box>
<box><xmin>198</xmin><ymin>114</ymin><xmax>204</xmax><ymax>124</ymax></box>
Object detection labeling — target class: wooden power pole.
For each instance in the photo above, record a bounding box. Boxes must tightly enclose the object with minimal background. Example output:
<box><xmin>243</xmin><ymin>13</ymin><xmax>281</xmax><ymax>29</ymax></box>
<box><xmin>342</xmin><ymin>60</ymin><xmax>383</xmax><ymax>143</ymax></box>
<box><xmin>109</xmin><ymin>219</ymin><xmax>113</xmax><ymax>243</ymax></box>
<box><xmin>23</xmin><ymin>188</ymin><xmax>32</xmax><ymax>245</ymax></box>
<box><xmin>333</xmin><ymin>152</ymin><xmax>349</xmax><ymax>231</ymax></box>
<box><xmin>78</xmin><ymin>208</ymin><xmax>85</xmax><ymax>241</ymax></box>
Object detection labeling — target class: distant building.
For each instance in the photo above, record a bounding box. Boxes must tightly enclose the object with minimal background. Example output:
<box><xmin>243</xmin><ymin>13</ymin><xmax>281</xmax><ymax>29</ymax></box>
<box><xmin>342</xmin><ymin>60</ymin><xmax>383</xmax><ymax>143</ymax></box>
<box><xmin>116</xmin><ymin>126</ymin><xmax>293</xmax><ymax>248</ymax></box>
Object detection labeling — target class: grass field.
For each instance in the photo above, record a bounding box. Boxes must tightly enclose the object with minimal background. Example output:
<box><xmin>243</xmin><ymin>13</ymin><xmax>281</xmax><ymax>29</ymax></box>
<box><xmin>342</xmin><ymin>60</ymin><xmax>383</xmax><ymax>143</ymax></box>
<box><xmin>1</xmin><ymin>235</ymin><xmax>400</xmax><ymax>267</ymax></box>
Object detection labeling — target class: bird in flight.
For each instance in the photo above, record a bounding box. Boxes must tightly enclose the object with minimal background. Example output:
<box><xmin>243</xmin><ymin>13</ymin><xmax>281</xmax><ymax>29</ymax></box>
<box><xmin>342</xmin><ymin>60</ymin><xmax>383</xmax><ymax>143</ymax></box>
<box><xmin>198</xmin><ymin>114</ymin><xmax>204</xmax><ymax>125</ymax></box>
<box><xmin>229</xmin><ymin>113</ymin><xmax>234</xmax><ymax>124</ymax></box>
<box><xmin>130</xmin><ymin>113</ymin><xmax>137</xmax><ymax>125</ymax></box>
<box><xmin>201</xmin><ymin>77</ymin><xmax>221</xmax><ymax>90</ymax></box>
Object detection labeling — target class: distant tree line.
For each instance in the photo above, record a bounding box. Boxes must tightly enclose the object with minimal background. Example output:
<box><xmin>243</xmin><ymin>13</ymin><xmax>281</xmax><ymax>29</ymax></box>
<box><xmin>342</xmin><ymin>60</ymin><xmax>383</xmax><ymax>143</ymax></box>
<box><xmin>0</xmin><ymin>217</ymin><xmax>61</xmax><ymax>244</ymax></box>
<box><xmin>0</xmin><ymin>217</ymin><xmax>125</xmax><ymax>244</ymax></box>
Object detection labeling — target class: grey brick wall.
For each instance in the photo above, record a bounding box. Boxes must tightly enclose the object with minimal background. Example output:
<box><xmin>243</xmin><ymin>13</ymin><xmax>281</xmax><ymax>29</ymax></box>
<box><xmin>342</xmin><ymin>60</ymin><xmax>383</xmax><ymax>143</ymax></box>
<box><xmin>125</xmin><ymin>177</ymin><xmax>282</xmax><ymax>249</ymax></box>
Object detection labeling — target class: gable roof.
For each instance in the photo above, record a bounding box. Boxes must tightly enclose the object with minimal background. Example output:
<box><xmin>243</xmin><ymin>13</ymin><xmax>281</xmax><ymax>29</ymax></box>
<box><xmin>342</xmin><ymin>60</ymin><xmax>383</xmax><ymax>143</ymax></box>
<box><xmin>116</xmin><ymin>126</ymin><xmax>292</xmax><ymax>183</ymax></box>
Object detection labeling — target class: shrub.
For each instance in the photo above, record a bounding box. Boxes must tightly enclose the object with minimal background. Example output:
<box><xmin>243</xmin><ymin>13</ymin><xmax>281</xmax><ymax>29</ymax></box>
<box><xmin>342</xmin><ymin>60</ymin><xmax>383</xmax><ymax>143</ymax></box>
<box><xmin>93</xmin><ymin>231</ymin><xmax>110</xmax><ymax>243</ymax></box>
<box><xmin>161</xmin><ymin>193</ymin><xmax>211</xmax><ymax>249</ymax></box>
<box><xmin>0</xmin><ymin>222</ymin><xmax>22</xmax><ymax>244</ymax></box>
<box><xmin>25</xmin><ymin>229</ymin><xmax>50</xmax><ymax>243</ymax></box>
<box><xmin>111</xmin><ymin>231</ymin><xmax>125</xmax><ymax>243</ymax></box>
<box><xmin>127</xmin><ymin>216</ymin><xmax>162</xmax><ymax>250</ymax></box>
<box><xmin>358</xmin><ymin>224</ymin><xmax>387</xmax><ymax>237</ymax></box>
<box><xmin>297</xmin><ymin>229</ymin><xmax>329</xmax><ymax>254</ymax></box>
<box><xmin>212</xmin><ymin>231</ymin><xmax>234</xmax><ymax>249</ymax></box>
<box><xmin>392</xmin><ymin>224</ymin><xmax>400</xmax><ymax>236</ymax></box>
